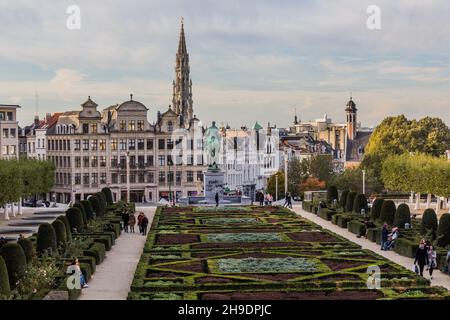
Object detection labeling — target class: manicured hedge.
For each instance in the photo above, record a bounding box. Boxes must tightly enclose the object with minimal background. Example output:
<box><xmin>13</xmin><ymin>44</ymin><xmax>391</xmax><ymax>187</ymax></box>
<box><xmin>379</xmin><ymin>200</ymin><xmax>396</xmax><ymax>225</ymax></box>
<box><xmin>0</xmin><ymin>256</ymin><xmax>10</xmax><ymax>297</ymax></box>
<box><xmin>367</xmin><ymin>227</ymin><xmax>381</xmax><ymax>244</ymax></box>
<box><xmin>437</xmin><ymin>213</ymin><xmax>450</xmax><ymax>247</ymax></box>
<box><xmin>353</xmin><ymin>194</ymin><xmax>368</xmax><ymax>214</ymax></box>
<box><xmin>371</xmin><ymin>198</ymin><xmax>384</xmax><ymax>221</ymax></box>
<box><xmin>345</xmin><ymin>192</ymin><xmax>356</xmax><ymax>212</ymax></box>
<box><xmin>73</xmin><ymin>202</ymin><xmax>88</xmax><ymax>226</ymax></box>
<box><xmin>84</xmin><ymin>242</ymin><xmax>106</xmax><ymax>265</ymax></box>
<box><xmin>347</xmin><ymin>220</ymin><xmax>366</xmax><ymax>236</ymax></box>
<box><xmin>393</xmin><ymin>238</ymin><xmax>418</xmax><ymax>258</ymax></box>
<box><xmin>0</xmin><ymin>243</ymin><xmax>27</xmax><ymax>288</ymax></box>
<box><xmin>66</xmin><ymin>207</ymin><xmax>84</xmax><ymax>233</ymax></box>
<box><xmin>102</xmin><ymin>187</ymin><xmax>114</xmax><ymax>205</ymax></box>
<box><xmin>339</xmin><ymin>190</ymin><xmax>349</xmax><ymax>209</ymax></box>
<box><xmin>394</xmin><ymin>204</ymin><xmax>411</xmax><ymax>228</ymax></box>
<box><xmin>421</xmin><ymin>208</ymin><xmax>438</xmax><ymax>239</ymax></box>
<box><xmin>331</xmin><ymin>214</ymin><xmax>341</xmax><ymax>225</ymax></box>
<box><xmin>52</xmin><ymin>219</ymin><xmax>67</xmax><ymax>249</ymax></box>
<box><xmin>89</xmin><ymin>195</ymin><xmax>102</xmax><ymax>218</ymax></box>
<box><xmin>318</xmin><ymin>208</ymin><xmax>337</xmax><ymax>221</ymax></box>
<box><xmin>326</xmin><ymin>186</ymin><xmax>338</xmax><ymax>204</ymax></box>
<box><xmin>36</xmin><ymin>223</ymin><xmax>57</xmax><ymax>255</ymax></box>
<box><xmin>17</xmin><ymin>238</ymin><xmax>35</xmax><ymax>264</ymax></box>
<box><xmin>57</xmin><ymin>215</ymin><xmax>72</xmax><ymax>242</ymax></box>
<box><xmin>337</xmin><ymin>215</ymin><xmax>352</xmax><ymax>228</ymax></box>
<box><xmin>81</xmin><ymin>200</ymin><xmax>94</xmax><ymax>220</ymax></box>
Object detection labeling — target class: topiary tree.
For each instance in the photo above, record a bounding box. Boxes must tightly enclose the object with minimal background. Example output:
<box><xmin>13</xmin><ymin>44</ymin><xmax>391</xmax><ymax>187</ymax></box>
<box><xmin>437</xmin><ymin>213</ymin><xmax>450</xmax><ymax>247</ymax></box>
<box><xmin>101</xmin><ymin>187</ymin><xmax>114</xmax><ymax>205</ymax></box>
<box><xmin>66</xmin><ymin>207</ymin><xmax>84</xmax><ymax>233</ymax></box>
<box><xmin>353</xmin><ymin>194</ymin><xmax>368</xmax><ymax>214</ymax></box>
<box><xmin>379</xmin><ymin>200</ymin><xmax>396</xmax><ymax>225</ymax></box>
<box><xmin>96</xmin><ymin>192</ymin><xmax>107</xmax><ymax>214</ymax></box>
<box><xmin>326</xmin><ymin>186</ymin><xmax>338</xmax><ymax>204</ymax></box>
<box><xmin>371</xmin><ymin>198</ymin><xmax>384</xmax><ymax>221</ymax></box>
<box><xmin>0</xmin><ymin>256</ymin><xmax>10</xmax><ymax>298</ymax></box>
<box><xmin>0</xmin><ymin>243</ymin><xmax>26</xmax><ymax>288</ymax></box>
<box><xmin>421</xmin><ymin>208</ymin><xmax>438</xmax><ymax>239</ymax></box>
<box><xmin>81</xmin><ymin>200</ymin><xmax>94</xmax><ymax>220</ymax></box>
<box><xmin>51</xmin><ymin>219</ymin><xmax>67</xmax><ymax>249</ymax></box>
<box><xmin>17</xmin><ymin>238</ymin><xmax>35</xmax><ymax>264</ymax></box>
<box><xmin>339</xmin><ymin>190</ymin><xmax>349</xmax><ymax>209</ymax></box>
<box><xmin>36</xmin><ymin>223</ymin><xmax>57</xmax><ymax>255</ymax></box>
<box><xmin>73</xmin><ymin>201</ymin><xmax>88</xmax><ymax>227</ymax></box>
<box><xmin>57</xmin><ymin>215</ymin><xmax>72</xmax><ymax>242</ymax></box>
<box><xmin>89</xmin><ymin>195</ymin><xmax>102</xmax><ymax>218</ymax></box>
<box><xmin>345</xmin><ymin>191</ymin><xmax>357</xmax><ymax>212</ymax></box>
<box><xmin>394</xmin><ymin>203</ymin><xmax>411</xmax><ymax>228</ymax></box>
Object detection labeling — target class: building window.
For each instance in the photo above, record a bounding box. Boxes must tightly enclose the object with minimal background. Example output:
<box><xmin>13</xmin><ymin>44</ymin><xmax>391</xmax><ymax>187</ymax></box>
<box><xmin>147</xmin><ymin>155</ymin><xmax>154</xmax><ymax>167</ymax></box>
<box><xmin>10</xmin><ymin>129</ymin><xmax>16</xmax><ymax>138</ymax></box>
<box><xmin>129</xmin><ymin>155</ymin><xmax>136</xmax><ymax>168</ymax></box>
<box><xmin>91</xmin><ymin>173</ymin><xmax>98</xmax><ymax>185</ymax></box>
<box><xmin>91</xmin><ymin>123</ymin><xmax>97</xmax><ymax>133</ymax></box>
<box><xmin>137</xmin><ymin>120</ymin><xmax>144</xmax><ymax>131</ymax></box>
<box><xmin>75</xmin><ymin>173</ymin><xmax>81</xmax><ymax>185</ymax></box>
<box><xmin>147</xmin><ymin>172</ymin><xmax>155</xmax><ymax>183</ymax></box>
<box><xmin>91</xmin><ymin>156</ymin><xmax>98</xmax><ymax>167</ymax></box>
<box><xmin>111</xmin><ymin>139</ymin><xmax>118</xmax><ymax>151</ymax></box>
<box><xmin>120</xmin><ymin>120</ymin><xmax>126</xmax><ymax>131</ymax></box>
<box><xmin>138</xmin><ymin>172</ymin><xmax>145</xmax><ymax>183</ymax></box>
<box><xmin>168</xmin><ymin>121</ymin><xmax>173</xmax><ymax>132</ymax></box>
<box><xmin>120</xmin><ymin>173</ymin><xmax>126</xmax><ymax>184</ymax></box>
<box><xmin>74</xmin><ymin>139</ymin><xmax>81</xmax><ymax>151</ymax></box>
<box><xmin>111</xmin><ymin>156</ymin><xmax>118</xmax><ymax>167</ymax></box>
<box><xmin>146</xmin><ymin>139</ymin><xmax>153</xmax><ymax>150</ymax></box>
<box><xmin>128</xmin><ymin>120</ymin><xmax>135</xmax><ymax>131</ymax></box>
<box><xmin>111</xmin><ymin>173</ymin><xmax>118</xmax><ymax>184</ymax></box>
<box><xmin>91</xmin><ymin>139</ymin><xmax>98</xmax><ymax>151</ymax></box>
<box><xmin>128</xmin><ymin>139</ymin><xmax>136</xmax><ymax>150</ymax></box>
<box><xmin>120</xmin><ymin>139</ymin><xmax>127</xmax><ymax>151</ymax></box>
<box><xmin>137</xmin><ymin>139</ymin><xmax>144</xmax><ymax>150</ymax></box>
<box><xmin>83</xmin><ymin>173</ymin><xmax>89</xmax><ymax>185</ymax></box>
<box><xmin>2</xmin><ymin>129</ymin><xmax>8</xmax><ymax>138</ymax></box>
<box><xmin>167</xmin><ymin>139</ymin><xmax>174</xmax><ymax>150</ymax></box>
<box><xmin>0</xmin><ymin>112</ymin><xmax>4</xmax><ymax>120</ymax></box>
<box><xmin>82</xmin><ymin>123</ymin><xmax>89</xmax><ymax>134</ymax></box>
<box><xmin>158</xmin><ymin>155</ymin><xmax>165</xmax><ymax>166</ymax></box>
<box><xmin>100</xmin><ymin>172</ymin><xmax>107</xmax><ymax>184</ymax></box>
<box><xmin>167</xmin><ymin>171</ymin><xmax>174</xmax><ymax>184</ymax></box>
<box><xmin>83</xmin><ymin>156</ymin><xmax>89</xmax><ymax>168</ymax></box>
<box><xmin>197</xmin><ymin>171</ymin><xmax>203</xmax><ymax>182</ymax></box>
<box><xmin>138</xmin><ymin>155</ymin><xmax>145</xmax><ymax>168</ymax></box>
<box><xmin>176</xmin><ymin>172</ymin><xmax>182</xmax><ymax>186</ymax></box>
<box><xmin>100</xmin><ymin>156</ymin><xmax>106</xmax><ymax>167</ymax></box>
<box><xmin>158</xmin><ymin>139</ymin><xmax>165</xmax><ymax>150</ymax></box>
<box><xmin>196</xmin><ymin>154</ymin><xmax>203</xmax><ymax>165</ymax></box>
<box><xmin>75</xmin><ymin>156</ymin><xmax>81</xmax><ymax>168</ymax></box>
<box><xmin>187</xmin><ymin>171</ymin><xmax>194</xmax><ymax>183</ymax></box>
<box><xmin>158</xmin><ymin>171</ymin><xmax>165</xmax><ymax>184</ymax></box>
<box><xmin>176</xmin><ymin>155</ymin><xmax>183</xmax><ymax>165</ymax></box>
<box><xmin>83</xmin><ymin>139</ymin><xmax>89</xmax><ymax>151</ymax></box>
<box><xmin>99</xmin><ymin>139</ymin><xmax>106</xmax><ymax>151</ymax></box>
<box><xmin>120</xmin><ymin>156</ymin><xmax>126</xmax><ymax>169</ymax></box>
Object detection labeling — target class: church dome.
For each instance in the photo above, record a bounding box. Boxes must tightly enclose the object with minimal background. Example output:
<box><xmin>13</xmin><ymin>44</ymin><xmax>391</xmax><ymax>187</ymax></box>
<box><xmin>345</xmin><ymin>97</ymin><xmax>357</xmax><ymax>112</ymax></box>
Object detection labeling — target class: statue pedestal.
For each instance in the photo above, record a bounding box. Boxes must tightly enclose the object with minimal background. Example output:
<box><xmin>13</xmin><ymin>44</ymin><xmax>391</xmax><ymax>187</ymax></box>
<box><xmin>203</xmin><ymin>170</ymin><xmax>225</xmax><ymax>203</ymax></box>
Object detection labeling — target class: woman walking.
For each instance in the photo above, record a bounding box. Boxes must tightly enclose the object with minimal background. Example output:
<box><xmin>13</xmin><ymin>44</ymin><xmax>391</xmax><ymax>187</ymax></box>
<box><xmin>427</xmin><ymin>245</ymin><xmax>437</xmax><ymax>280</ymax></box>
<box><xmin>414</xmin><ymin>239</ymin><xmax>429</xmax><ymax>277</ymax></box>
<box><xmin>129</xmin><ymin>213</ymin><xmax>136</xmax><ymax>233</ymax></box>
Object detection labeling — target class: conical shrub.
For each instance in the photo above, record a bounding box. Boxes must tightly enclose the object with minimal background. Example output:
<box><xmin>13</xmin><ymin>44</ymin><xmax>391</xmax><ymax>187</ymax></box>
<box><xmin>81</xmin><ymin>200</ymin><xmax>94</xmax><ymax>220</ymax></box>
<box><xmin>89</xmin><ymin>195</ymin><xmax>102</xmax><ymax>217</ymax></box>
<box><xmin>0</xmin><ymin>256</ymin><xmax>11</xmax><ymax>297</ymax></box>
<box><xmin>380</xmin><ymin>200</ymin><xmax>396</xmax><ymax>225</ymax></box>
<box><xmin>66</xmin><ymin>207</ymin><xmax>84</xmax><ymax>233</ymax></box>
<box><xmin>345</xmin><ymin>191</ymin><xmax>357</xmax><ymax>212</ymax></box>
<box><xmin>36</xmin><ymin>223</ymin><xmax>57</xmax><ymax>255</ymax></box>
<box><xmin>101</xmin><ymin>187</ymin><xmax>114</xmax><ymax>205</ymax></box>
<box><xmin>339</xmin><ymin>190</ymin><xmax>349</xmax><ymax>209</ymax></box>
<box><xmin>371</xmin><ymin>198</ymin><xmax>384</xmax><ymax>221</ymax></box>
<box><xmin>394</xmin><ymin>203</ymin><xmax>411</xmax><ymax>228</ymax></box>
<box><xmin>353</xmin><ymin>194</ymin><xmax>368</xmax><ymax>214</ymax></box>
<box><xmin>52</xmin><ymin>219</ymin><xmax>67</xmax><ymax>249</ymax></box>
<box><xmin>437</xmin><ymin>213</ymin><xmax>450</xmax><ymax>247</ymax></box>
<box><xmin>17</xmin><ymin>238</ymin><xmax>35</xmax><ymax>264</ymax></box>
<box><xmin>326</xmin><ymin>186</ymin><xmax>338</xmax><ymax>204</ymax></box>
<box><xmin>57</xmin><ymin>215</ymin><xmax>72</xmax><ymax>242</ymax></box>
<box><xmin>421</xmin><ymin>208</ymin><xmax>438</xmax><ymax>239</ymax></box>
<box><xmin>73</xmin><ymin>202</ymin><xmax>88</xmax><ymax>226</ymax></box>
<box><xmin>0</xmin><ymin>243</ymin><xmax>26</xmax><ymax>288</ymax></box>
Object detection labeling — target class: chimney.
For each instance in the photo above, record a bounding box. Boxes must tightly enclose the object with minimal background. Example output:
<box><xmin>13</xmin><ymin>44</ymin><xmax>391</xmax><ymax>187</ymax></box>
<box><xmin>46</xmin><ymin>113</ymin><xmax>51</xmax><ymax>122</ymax></box>
<box><xmin>34</xmin><ymin>115</ymin><xmax>40</xmax><ymax>126</ymax></box>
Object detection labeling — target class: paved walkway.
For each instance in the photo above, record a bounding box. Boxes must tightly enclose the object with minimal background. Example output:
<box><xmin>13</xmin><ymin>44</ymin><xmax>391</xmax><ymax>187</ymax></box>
<box><xmin>79</xmin><ymin>206</ymin><xmax>156</xmax><ymax>300</ymax></box>
<box><xmin>292</xmin><ymin>205</ymin><xmax>450</xmax><ymax>291</ymax></box>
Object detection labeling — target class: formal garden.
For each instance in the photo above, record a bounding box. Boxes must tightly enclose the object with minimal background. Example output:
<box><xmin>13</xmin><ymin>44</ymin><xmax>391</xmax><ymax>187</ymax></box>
<box><xmin>128</xmin><ymin>205</ymin><xmax>449</xmax><ymax>300</ymax></box>
<box><xmin>302</xmin><ymin>185</ymin><xmax>450</xmax><ymax>274</ymax></box>
<box><xmin>0</xmin><ymin>187</ymin><xmax>133</xmax><ymax>300</ymax></box>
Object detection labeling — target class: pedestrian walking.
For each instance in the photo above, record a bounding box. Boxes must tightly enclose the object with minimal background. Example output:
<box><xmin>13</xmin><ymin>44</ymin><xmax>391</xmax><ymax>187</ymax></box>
<box><xmin>446</xmin><ymin>249</ymin><xmax>450</xmax><ymax>276</ymax></box>
<box><xmin>267</xmin><ymin>194</ymin><xmax>273</xmax><ymax>206</ymax></box>
<box><xmin>287</xmin><ymin>192</ymin><xmax>293</xmax><ymax>208</ymax></box>
<box><xmin>137</xmin><ymin>212</ymin><xmax>144</xmax><ymax>234</ymax></box>
<box><xmin>122</xmin><ymin>211</ymin><xmax>130</xmax><ymax>233</ymax></box>
<box><xmin>141</xmin><ymin>215</ymin><xmax>149</xmax><ymax>236</ymax></box>
<box><xmin>215</xmin><ymin>192</ymin><xmax>219</xmax><ymax>207</ymax></box>
<box><xmin>283</xmin><ymin>192</ymin><xmax>289</xmax><ymax>208</ymax></box>
<box><xmin>427</xmin><ymin>245</ymin><xmax>437</xmax><ymax>280</ymax></box>
<box><xmin>414</xmin><ymin>239</ymin><xmax>429</xmax><ymax>277</ymax></box>
<box><xmin>381</xmin><ymin>223</ymin><xmax>388</xmax><ymax>250</ymax></box>
<box><xmin>129</xmin><ymin>213</ymin><xmax>136</xmax><ymax>233</ymax></box>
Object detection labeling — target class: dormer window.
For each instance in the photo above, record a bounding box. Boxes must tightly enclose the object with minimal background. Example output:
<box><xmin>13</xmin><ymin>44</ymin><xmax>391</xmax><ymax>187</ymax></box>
<box><xmin>120</xmin><ymin>120</ymin><xmax>126</xmax><ymax>131</ymax></box>
<box><xmin>91</xmin><ymin>123</ymin><xmax>97</xmax><ymax>133</ymax></box>
<box><xmin>82</xmin><ymin>123</ymin><xmax>89</xmax><ymax>134</ymax></box>
<box><xmin>128</xmin><ymin>120</ymin><xmax>136</xmax><ymax>131</ymax></box>
<box><xmin>168</xmin><ymin>121</ymin><xmax>173</xmax><ymax>132</ymax></box>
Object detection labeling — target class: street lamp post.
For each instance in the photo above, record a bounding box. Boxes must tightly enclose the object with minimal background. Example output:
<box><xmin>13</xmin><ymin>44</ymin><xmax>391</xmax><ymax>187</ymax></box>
<box><xmin>362</xmin><ymin>169</ymin><xmax>366</xmax><ymax>195</ymax></box>
<box><xmin>284</xmin><ymin>150</ymin><xmax>288</xmax><ymax>195</ymax></box>
<box><xmin>275</xmin><ymin>175</ymin><xmax>278</xmax><ymax>202</ymax></box>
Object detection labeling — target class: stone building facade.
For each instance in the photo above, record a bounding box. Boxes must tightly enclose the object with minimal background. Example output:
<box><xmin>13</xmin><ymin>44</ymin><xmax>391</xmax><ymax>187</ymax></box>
<box><xmin>0</xmin><ymin>104</ymin><xmax>20</xmax><ymax>160</ymax></box>
<box><xmin>46</xmin><ymin>21</ymin><xmax>207</xmax><ymax>204</ymax></box>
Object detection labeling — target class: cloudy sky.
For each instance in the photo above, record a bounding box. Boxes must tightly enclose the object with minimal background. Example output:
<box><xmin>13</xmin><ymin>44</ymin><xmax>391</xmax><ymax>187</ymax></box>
<box><xmin>1</xmin><ymin>0</ymin><xmax>450</xmax><ymax>128</ymax></box>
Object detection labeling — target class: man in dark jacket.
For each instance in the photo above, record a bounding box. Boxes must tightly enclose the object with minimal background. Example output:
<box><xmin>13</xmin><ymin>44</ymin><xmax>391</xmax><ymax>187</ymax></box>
<box><xmin>215</xmin><ymin>192</ymin><xmax>219</xmax><ymax>207</ymax></box>
<box><xmin>381</xmin><ymin>223</ymin><xmax>388</xmax><ymax>250</ymax></box>
<box><xmin>414</xmin><ymin>240</ymin><xmax>429</xmax><ymax>276</ymax></box>
<box><xmin>141</xmin><ymin>215</ymin><xmax>149</xmax><ymax>236</ymax></box>
<box><xmin>122</xmin><ymin>212</ymin><xmax>130</xmax><ymax>233</ymax></box>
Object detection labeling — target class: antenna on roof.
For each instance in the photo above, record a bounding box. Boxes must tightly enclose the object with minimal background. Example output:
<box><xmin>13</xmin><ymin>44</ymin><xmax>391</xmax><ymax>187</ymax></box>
<box><xmin>35</xmin><ymin>91</ymin><xmax>39</xmax><ymax>117</ymax></box>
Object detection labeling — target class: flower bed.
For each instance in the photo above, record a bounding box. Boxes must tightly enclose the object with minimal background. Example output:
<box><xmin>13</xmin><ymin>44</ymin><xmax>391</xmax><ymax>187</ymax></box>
<box><xmin>128</xmin><ymin>206</ymin><xmax>449</xmax><ymax>300</ymax></box>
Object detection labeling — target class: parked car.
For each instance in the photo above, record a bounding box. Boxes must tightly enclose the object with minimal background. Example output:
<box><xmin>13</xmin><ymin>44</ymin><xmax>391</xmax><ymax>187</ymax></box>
<box><xmin>23</xmin><ymin>199</ymin><xmax>50</xmax><ymax>207</ymax></box>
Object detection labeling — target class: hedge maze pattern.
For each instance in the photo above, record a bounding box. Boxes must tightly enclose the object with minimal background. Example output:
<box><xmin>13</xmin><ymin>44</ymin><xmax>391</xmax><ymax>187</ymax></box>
<box><xmin>129</xmin><ymin>206</ymin><xmax>449</xmax><ymax>300</ymax></box>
